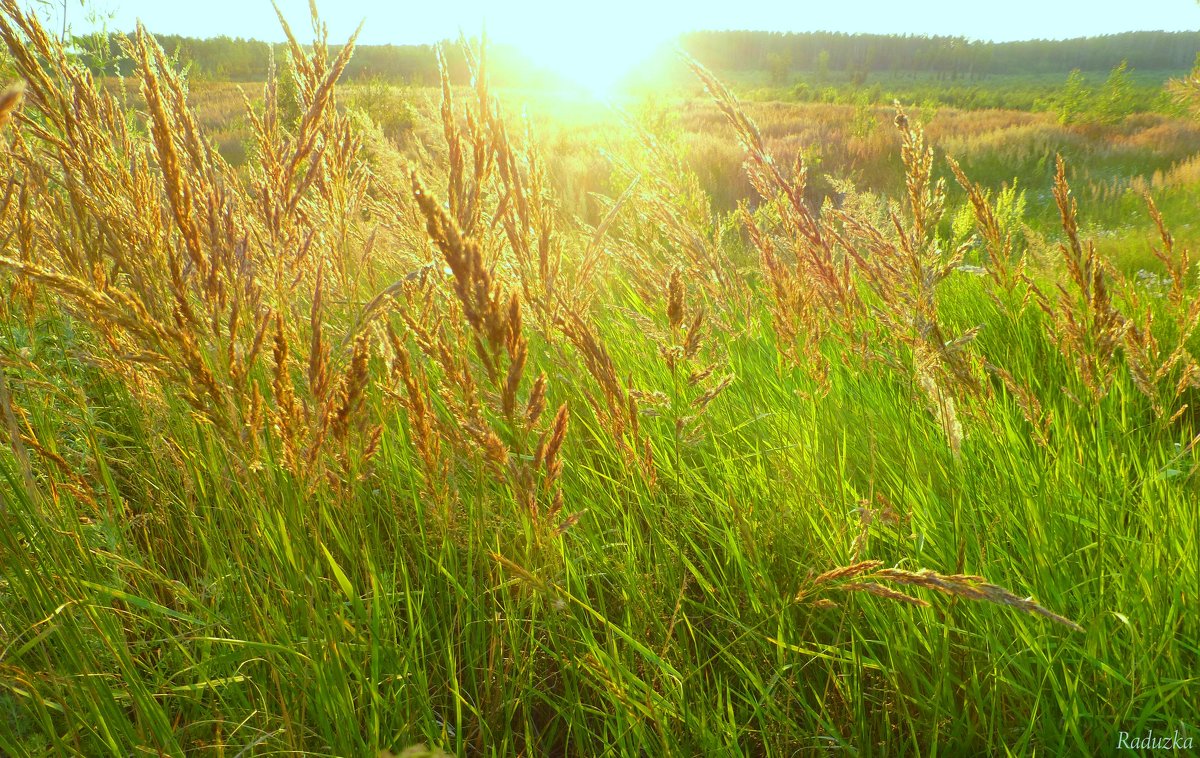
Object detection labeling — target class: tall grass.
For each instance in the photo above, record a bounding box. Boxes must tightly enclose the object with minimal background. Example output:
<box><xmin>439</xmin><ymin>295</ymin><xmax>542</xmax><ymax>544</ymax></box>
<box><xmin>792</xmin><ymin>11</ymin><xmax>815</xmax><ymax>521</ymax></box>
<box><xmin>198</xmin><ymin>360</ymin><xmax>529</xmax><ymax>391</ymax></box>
<box><xmin>0</xmin><ymin>4</ymin><xmax>1197</xmax><ymax>755</ymax></box>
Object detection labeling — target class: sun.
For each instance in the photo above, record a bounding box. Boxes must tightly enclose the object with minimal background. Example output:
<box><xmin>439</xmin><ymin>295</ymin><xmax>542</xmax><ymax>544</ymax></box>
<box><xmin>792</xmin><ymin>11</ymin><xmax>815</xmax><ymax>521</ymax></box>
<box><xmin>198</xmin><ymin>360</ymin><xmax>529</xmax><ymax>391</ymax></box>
<box><xmin>506</xmin><ymin>31</ymin><xmax>663</xmax><ymax>100</ymax></box>
<box><xmin>551</xmin><ymin>50</ymin><xmax>628</xmax><ymax>99</ymax></box>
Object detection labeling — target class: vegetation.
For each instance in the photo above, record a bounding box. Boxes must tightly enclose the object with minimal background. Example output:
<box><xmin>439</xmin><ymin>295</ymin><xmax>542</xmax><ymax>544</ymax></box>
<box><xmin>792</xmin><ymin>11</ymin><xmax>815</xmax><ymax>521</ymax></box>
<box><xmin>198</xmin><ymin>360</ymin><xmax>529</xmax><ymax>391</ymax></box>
<box><xmin>64</xmin><ymin>28</ymin><xmax>1200</xmax><ymax>118</ymax></box>
<box><xmin>723</xmin><ymin>65</ymin><xmax>1181</xmax><ymax>117</ymax></box>
<box><xmin>0</xmin><ymin>3</ymin><xmax>1197</xmax><ymax>756</ymax></box>
<box><xmin>680</xmin><ymin>30</ymin><xmax>1200</xmax><ymax>76</ymax></box>
<box><xmin>70</xmin><ymin>30</ymin><xmax>566</xmax><ymax>88</ymax></box>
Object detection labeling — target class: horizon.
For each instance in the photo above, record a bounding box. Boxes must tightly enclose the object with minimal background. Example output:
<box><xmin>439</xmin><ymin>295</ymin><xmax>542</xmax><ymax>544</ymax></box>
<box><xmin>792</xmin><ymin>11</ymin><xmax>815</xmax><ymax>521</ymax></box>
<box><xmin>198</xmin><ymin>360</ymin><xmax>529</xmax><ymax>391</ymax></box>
<box><xmin>56</xmin><ymin>1</ymin><xmax>1200</xmax><ymax>48</ymax></box>
<box><xmin>60</xmin><ymin>25</ymin><xmax>1200</xmax><ymax>47</ymax></box>
<box><xmin>52</xmin><ymin>0</ymin><xmax>1200</xmax><ymax>97</ymax></box>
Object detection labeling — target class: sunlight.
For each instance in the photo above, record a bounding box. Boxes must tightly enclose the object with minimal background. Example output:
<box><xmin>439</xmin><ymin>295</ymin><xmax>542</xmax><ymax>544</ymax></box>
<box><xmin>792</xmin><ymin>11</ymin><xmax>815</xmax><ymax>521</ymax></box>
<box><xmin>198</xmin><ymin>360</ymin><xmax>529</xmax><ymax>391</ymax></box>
<box><xmin>506</xmin><ymin>31</ymin><xmax>663</xmax><ymax>99</ymax></box>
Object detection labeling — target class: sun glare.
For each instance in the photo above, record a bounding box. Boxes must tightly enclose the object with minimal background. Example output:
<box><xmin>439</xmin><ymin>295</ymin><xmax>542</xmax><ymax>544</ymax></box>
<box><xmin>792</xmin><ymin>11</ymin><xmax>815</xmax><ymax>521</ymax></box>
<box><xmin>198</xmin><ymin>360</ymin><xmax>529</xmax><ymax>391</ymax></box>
<box><xmin>506</xmin><ymin>31</ymin><xmax>663</xmax><ymax>100</ymax></box>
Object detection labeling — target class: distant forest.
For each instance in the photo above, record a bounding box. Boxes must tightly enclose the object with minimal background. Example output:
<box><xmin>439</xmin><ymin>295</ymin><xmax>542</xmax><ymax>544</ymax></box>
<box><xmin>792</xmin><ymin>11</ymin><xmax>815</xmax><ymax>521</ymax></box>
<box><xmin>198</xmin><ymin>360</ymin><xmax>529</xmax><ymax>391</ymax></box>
<box><xmin>680</xmin><ymin>31</ymin><xmax>1200</xmax><ymax>77</ymax></box>
<box><xmin>74</xmin><ymin>29</ymin><xmax>1200</xmax><ymax>84</ymax></box>
<box><xmin>78</xmin><ymin>35</ymin><xmax>450</xmax><ymax>83</ymax></box>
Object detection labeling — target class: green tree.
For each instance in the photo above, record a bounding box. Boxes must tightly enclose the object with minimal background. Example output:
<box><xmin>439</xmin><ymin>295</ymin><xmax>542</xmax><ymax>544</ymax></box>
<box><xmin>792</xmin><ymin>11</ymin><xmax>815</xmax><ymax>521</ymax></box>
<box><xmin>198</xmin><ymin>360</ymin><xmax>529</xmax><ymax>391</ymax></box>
<box><xmin>816</xmin><ymin>49</ymin><xmax>830</xmax><ymax>82</ymax></box>
<box><xmin>1056</xmin><ymin>68</ymin><xmax>1091</xmax><ymax>125</ymax></box>
<box><xmin>1166</xmin><ymin>52</ymin><xmax>1200</xmax><ymax>118</ymax></box>
<box><xmin>766</xmin><ymin>51</ymin><xmax>792</xmax><ymax>85</ymax></box>
<box><xmin>1095</xmin><ymin>59</ymin><xmax>1134</xmax><ymax>124</ymax></box>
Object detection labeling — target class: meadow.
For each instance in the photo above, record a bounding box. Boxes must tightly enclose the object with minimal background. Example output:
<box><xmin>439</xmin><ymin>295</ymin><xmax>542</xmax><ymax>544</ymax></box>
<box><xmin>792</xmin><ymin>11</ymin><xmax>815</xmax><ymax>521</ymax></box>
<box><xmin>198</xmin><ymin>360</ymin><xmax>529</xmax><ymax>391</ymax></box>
<box><xmin>0</xmin><ymin>2</ymin><xmax>1198</xmax><ymax>756</ymax></box>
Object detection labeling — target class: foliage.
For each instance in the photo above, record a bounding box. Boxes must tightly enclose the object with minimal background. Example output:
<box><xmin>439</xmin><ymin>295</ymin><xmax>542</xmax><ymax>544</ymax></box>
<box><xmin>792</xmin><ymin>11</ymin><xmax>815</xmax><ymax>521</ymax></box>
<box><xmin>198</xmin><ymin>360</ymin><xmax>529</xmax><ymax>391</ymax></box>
<box><xmin>1057</xmin><ymin>68</ymin><xmax>1092</xmax><ymax>124</ymax></box>
<box><xmin>1055</xmin><ymin>61</ymin><xmax>1142</xmax><ymax>126</ymax></box>
<box><xmin>1167</xmin><ymin>52</ymin><xmax>1200</xmax><ymax>117</ymax></box>
<box><xmin>344</xmin><ymin>74</ymin><xmax>418</xmax><ymax>141</ymax></box>
<box><xmin>682</xmin><ymin>29</ymin><xmax>1200</xmax><ymax>77</ymax></box>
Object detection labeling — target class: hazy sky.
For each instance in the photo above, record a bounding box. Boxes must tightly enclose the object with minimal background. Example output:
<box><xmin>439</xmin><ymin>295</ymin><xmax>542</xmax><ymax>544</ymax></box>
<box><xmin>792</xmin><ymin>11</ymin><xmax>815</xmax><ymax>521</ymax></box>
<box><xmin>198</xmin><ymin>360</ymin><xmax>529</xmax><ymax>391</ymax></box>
<box><xmin>64</xmin><ymin>0</ymin><xmax>1200</xmax><ymax>46</ymax></box>
<box><xmin>50</xmin><ymin>0</ymin><xmax>1200</xmax><ymax>94</ymax></box>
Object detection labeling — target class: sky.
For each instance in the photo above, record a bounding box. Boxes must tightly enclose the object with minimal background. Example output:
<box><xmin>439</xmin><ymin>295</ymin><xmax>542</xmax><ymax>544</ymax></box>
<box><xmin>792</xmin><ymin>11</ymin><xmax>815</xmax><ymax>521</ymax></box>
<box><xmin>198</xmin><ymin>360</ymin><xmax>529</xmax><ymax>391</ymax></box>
<box><xmin>62</xmin><ymin>0</ymin><xmax>1200</xmax><ymax>47</ymax></box>
<box><xmin>48</xmin><ymin>0</ymin><xmax>1200</xmax><ymax>95</ymax></box>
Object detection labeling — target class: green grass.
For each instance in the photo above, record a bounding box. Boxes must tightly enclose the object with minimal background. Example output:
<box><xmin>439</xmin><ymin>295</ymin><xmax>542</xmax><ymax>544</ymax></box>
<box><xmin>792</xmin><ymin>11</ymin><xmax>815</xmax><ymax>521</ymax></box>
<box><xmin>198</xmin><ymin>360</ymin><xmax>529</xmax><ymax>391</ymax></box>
<box><xmin>2</xmin><ymin>266</ymin><xmax>1197</xmax><ymax>755</ymax></box>
<box><xmin>725</xmin><ymin>68</ymin><xmax>1188</xmax><ymax>115</ymax></box>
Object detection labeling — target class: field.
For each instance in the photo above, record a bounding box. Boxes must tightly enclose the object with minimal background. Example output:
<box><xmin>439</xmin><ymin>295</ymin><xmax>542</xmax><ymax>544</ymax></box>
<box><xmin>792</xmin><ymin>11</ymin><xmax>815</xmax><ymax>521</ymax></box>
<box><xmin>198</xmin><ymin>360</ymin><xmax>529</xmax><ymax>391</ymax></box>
<box><xmin>0</xmin><ymin>3</ymin><xmax>1198</xmax><ymax>756</ymax></box>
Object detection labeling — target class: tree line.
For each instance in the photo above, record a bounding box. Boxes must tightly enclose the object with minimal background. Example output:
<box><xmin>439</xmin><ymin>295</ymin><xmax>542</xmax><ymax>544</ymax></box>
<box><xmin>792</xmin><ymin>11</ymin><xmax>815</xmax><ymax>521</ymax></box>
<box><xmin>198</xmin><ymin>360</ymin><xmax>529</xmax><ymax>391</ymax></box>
<box><xmin>70</xmin><ymin>29</ymin><xmax>1200</xmax><ymax>84</ymax></box>
<box><xmin>680</xmin><ymin>30</ymin><xmax>1200</xmax><ymax>80</ymax></box>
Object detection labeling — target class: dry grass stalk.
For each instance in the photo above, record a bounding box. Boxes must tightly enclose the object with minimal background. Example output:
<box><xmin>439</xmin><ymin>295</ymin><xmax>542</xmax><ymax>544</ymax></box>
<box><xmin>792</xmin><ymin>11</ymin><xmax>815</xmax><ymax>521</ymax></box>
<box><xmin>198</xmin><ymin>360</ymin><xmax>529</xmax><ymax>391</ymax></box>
<box><xmin>987</xmin><ymin>363</ymin><xmax>1052</xmax><ymax>447</ymax></box>
<box><xmin>839</xmin><ymin>582</ymin><xmax>932</xmax><ymax>607</ymax></box>
<box><xmin>667</xmin><ymin>268</ymin><xmax>685</xmax><ymax>333</ymax></box>
<box><xmin>607</xmin><ymin>118</ymin><xmax>749</xmax><ymax>323</ymax></box>
<box><xmin>0</xmin><ymin>2</ymin><xmax>390</xmax><ymax>491</ymax></box>
<box><xmin>872</xmin><ymin>568</ymin><xmax>1085</xmax><ymax>632</ymax></box>
<box><xmin>559</xmin><ymin>311</ymin><xmax>636</xmax><ymax>446</ymax></box>
<box><xmin>947</xmin><ymin>157</ymin><xmax>1030</xmax><ymax>298</ymax></box>
<box><xmin>688</xmin><ymin>55</ymin><xmax>855</xmax><ymax>383</ymax></box>
<box><xmin>403</xmin><ymin>71</ymin><xmax>574</xmax><ymax>527</ymax></box>
<box><xmin>690</xmin><ymin>64</ymin><xmax>993</xmax><ymax>450</ymax></box>
<box><xmin>806</xmin><ymin>563</ymin><xmax>1084</xmax><ymax>632</ymax></box>
<box><xmin>1146</xmin><ymin>195</ymin><xmax>1193</xmax><ymax>310</ymax></box>
<box><xmin>387</xmin><ymin>325</ymin><xmax>448</xmax><ymax>493</ymax></box>
<box><xmin>493</xmin><ymin>114</ymin><xmax>580</xmax><ymax>329</ymax></box>
<box><xmin>810</xmin><ymin>560</ymin><xmax>884</xmax><ymax>587</ymax></box>
<box><xmin>410</xmin><ymin>170</ymin><xmax>521</xmax><ymax>386</ymax></box>
<box><xmin>849</xmin><ymin>493</ymin><xmax>904</xmax><ymax>562</ymax></box>
<box><xmin>1120</xmin><ymin>195</ymin><xmax>1200</xmax><ymax>420</ymax></box>
<box><xmin>1031</xmin><ymin>156</ymin><xmax>1129</xmax><ymax>401</ymax></box>
<box><xmin>832</xmin><ymin>108</ymin><xmax>986</xmax><ymax>452</ymax></box>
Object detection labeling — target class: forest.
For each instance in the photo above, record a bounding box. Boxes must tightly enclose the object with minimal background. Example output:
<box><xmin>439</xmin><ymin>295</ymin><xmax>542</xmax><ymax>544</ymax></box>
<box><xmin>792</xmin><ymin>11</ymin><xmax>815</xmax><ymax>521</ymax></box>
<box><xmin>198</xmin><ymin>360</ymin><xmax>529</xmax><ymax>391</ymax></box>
<box><xmin>72</xmin><ymin>28</ymin><xmax>1200</xmax><ymax>86</ymax></box>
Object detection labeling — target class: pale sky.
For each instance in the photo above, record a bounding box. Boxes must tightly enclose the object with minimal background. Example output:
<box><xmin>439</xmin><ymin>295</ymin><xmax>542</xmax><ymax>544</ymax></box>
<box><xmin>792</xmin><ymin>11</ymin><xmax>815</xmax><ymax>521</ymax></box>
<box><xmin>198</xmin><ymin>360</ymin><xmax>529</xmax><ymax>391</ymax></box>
<box><xmin>47</xmin><ymin>0</ymin><xmax>1200</xmax><ymax>94</ymax></box>
<box><xmin>63</xmin><ymin>1</ymin><xmax>1200</xmax><ymax>46</ymax></box>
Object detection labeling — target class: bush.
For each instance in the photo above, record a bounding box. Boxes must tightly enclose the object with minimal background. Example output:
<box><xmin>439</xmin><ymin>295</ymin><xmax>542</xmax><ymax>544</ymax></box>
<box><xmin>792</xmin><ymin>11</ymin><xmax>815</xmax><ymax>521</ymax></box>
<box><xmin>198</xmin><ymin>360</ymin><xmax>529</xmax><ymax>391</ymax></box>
<box><xmin>345</xmin><ymin>75</ymin><xmax>418</xmax><ymax>142</ymax></box>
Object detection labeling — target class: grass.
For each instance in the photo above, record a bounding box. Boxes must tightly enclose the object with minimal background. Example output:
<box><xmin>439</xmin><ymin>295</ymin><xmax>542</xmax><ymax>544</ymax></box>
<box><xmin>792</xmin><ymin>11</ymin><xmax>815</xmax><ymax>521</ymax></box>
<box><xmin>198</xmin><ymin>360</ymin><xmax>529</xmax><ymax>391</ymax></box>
<box><xmin>156</xmin><ymin>76</ymin><xmax>1200</xmax><ymax>235</ymax></box>
<box><xmin>727</xmin><ymin>68</ymin><xmax>1186</xmax><ymax>113</ymax></box>
<box><xmin>0</xmin><ymin>3</ymin><xmax>1197</xmax><ymax>756</ymax></box>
